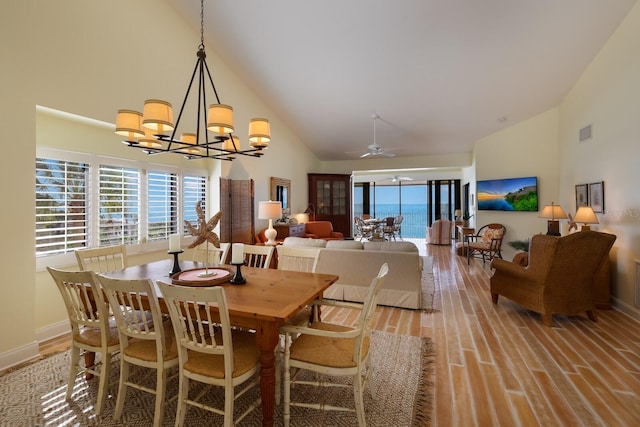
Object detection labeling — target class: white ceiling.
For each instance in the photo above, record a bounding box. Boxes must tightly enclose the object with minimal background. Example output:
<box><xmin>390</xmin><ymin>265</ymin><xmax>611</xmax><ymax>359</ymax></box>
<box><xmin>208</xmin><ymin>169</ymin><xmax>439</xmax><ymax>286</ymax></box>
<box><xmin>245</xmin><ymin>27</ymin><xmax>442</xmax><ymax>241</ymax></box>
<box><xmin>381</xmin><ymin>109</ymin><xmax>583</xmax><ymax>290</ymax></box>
<box><xmin>167</xmin><ymin>0</ymin><xmax>637</xmax><ymax>162</ymax></box>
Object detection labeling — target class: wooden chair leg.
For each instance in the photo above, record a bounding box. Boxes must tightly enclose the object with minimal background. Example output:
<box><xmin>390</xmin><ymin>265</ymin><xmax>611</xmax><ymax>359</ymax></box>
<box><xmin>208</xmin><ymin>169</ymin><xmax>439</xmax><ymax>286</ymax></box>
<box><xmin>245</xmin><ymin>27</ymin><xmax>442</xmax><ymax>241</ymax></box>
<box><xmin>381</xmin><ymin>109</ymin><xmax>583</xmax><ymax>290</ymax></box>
<box><xmin>586</xmin><ymin>309</ymin><xmax>598</xmax><ymax>322</ymax></box>
<box><xmin>491</xmin><ymin>293</ymin><xmax>499</xmax><ymax>304</ymax></box>
<box><xmin>541</xmin><ymin>313</ymin><xmax>554</xmax><ymax>327</ymax></box>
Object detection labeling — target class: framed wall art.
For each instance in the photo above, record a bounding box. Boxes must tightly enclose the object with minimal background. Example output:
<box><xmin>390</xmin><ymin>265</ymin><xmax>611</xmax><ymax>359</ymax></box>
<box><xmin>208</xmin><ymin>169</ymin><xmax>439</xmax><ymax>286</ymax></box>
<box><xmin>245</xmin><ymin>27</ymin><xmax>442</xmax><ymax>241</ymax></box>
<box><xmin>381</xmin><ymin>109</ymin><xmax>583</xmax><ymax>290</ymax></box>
<box><xmin>588</xmin><ymin>181</ymin><xmax>604</xmax><ymax>213</ymax></box>
<box><xmin>575</xmin><ymin>184</ymin><xmax>588</xmax><ymax>209</ymax></box>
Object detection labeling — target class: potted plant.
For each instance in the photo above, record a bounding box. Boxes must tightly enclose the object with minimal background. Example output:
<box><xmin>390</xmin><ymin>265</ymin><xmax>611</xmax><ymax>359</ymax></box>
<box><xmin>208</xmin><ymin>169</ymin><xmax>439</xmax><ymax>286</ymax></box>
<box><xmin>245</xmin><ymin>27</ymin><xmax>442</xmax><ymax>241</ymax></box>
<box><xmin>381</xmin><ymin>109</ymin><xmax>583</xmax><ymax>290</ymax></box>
<box><xmin>462</xmin><ymin>212</ymin><xmax>473</xmax><ymax>227</ymax></box>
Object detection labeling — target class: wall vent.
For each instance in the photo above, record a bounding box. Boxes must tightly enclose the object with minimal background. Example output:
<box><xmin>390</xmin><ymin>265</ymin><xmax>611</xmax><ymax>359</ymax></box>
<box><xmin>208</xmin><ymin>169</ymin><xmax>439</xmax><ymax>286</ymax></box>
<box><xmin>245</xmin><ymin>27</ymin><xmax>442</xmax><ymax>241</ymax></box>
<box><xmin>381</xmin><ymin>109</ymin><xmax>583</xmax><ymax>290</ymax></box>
<box><xmin>579</xmin><ymin>124</ymin><xmax>592</xmax><ymax>142</ymax></box>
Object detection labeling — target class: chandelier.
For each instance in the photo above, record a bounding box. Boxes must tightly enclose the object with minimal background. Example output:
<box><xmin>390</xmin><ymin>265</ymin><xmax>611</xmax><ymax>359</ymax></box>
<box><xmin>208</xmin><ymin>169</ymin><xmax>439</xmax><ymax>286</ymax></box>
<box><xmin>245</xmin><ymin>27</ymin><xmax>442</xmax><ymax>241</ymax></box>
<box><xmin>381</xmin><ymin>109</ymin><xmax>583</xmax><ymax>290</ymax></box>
<box><xmin>114</xmin><ymin>0</ymin><xmax>270</xmax><ymax>161</ymax></box>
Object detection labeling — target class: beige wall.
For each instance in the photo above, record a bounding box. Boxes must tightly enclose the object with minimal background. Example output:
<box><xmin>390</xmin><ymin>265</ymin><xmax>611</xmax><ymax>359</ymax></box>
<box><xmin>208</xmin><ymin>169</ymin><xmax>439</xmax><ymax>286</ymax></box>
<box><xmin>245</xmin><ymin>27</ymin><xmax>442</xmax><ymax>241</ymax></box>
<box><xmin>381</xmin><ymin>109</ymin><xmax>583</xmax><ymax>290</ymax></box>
<box><xmin>3</xmin><ymin>0</ymin><xmax>640</xmax><ymax>368</ymax></box>
<box><xmin>471</xmin><ymin>0</ymin><xmax>640</xmax><ymax>318</ymax></box>
<box><xmin>558</xmin><ymin>1</ymin><xmax>640</xmax><ymax>317</ymax></box>
<box><xmin>473</xmin><ymin>108</ymin><xmax>562</xmax><ymax>260</ymax></box>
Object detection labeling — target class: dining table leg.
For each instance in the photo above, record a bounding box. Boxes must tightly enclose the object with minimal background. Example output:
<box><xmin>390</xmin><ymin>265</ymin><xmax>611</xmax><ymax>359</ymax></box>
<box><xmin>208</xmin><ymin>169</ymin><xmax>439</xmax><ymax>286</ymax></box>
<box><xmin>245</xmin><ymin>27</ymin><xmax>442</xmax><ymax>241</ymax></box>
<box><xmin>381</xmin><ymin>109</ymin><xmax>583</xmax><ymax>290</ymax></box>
<box><xmin>255</xmin><ymin>319</ymin><xmax>280</xmax><ymax>427</ymax></box>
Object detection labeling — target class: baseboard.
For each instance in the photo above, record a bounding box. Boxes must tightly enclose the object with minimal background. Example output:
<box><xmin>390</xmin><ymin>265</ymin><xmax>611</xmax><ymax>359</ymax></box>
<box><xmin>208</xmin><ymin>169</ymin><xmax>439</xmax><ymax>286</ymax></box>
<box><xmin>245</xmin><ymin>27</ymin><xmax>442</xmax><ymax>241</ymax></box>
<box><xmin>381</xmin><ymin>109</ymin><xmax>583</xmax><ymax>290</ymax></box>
<box><xmin>611</xmin><ymin>296</ymin><xmax>640</xmax><ymax>322</ymax></box>
<box><xmin>0</xmin><ymin>341</ymin><xmax>39</xmax><ymax>372</ymax></box>
<box><xmin>35</xmin><ymin>320</ymin><xmax>70</xmax><ymax>343</ymax></box>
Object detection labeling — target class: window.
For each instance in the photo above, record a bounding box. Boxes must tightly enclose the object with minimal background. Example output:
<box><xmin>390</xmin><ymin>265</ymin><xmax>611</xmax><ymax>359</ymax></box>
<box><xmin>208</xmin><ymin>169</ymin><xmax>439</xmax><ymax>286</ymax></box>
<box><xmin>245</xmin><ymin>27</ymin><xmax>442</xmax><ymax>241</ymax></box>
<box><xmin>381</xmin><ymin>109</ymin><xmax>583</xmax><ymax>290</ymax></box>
<box><xmin>35</xmin><ymin>158</ymin><xmax>89</xmax><ymax>256</ymax></box>
<box><xmin>147</xmin><ymin>170</ymin><xmax>178</xmax><ymax>242</ymax></box>
<box><xmin>183</xmin><ymin>174</ymin><xmax>207</xmax><ymax>236</ymax></box>
<box><xmin>35</xmin><ymin>148</ymin><xmax>208</xmax><ymax>261</ymax></box>
<box><xmin>99</xmin><ymin>164</ymin><xmax>140</xmax><ymax>246</ymax></box>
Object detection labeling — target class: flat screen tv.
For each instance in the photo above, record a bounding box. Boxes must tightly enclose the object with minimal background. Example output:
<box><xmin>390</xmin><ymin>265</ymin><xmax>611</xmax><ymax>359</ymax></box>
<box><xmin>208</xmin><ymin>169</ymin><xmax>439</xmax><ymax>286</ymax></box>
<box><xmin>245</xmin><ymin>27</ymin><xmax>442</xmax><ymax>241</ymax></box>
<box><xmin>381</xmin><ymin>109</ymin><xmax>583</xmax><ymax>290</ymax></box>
<box><xmin>477</xmin><ymin>176</ymin><xmax>538</xmax><ymax>211</ymax></box>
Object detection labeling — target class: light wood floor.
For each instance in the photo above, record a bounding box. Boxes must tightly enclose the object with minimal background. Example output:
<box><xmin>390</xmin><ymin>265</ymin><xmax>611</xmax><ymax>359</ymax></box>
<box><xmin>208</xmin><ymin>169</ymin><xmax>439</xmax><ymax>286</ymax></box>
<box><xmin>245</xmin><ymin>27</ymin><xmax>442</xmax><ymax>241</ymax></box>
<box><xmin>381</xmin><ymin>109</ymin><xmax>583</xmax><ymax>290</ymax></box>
<box><xmin>37</xmin><ymin>242</ymin><xmax>640</xmax><ymax>425</ymax></box>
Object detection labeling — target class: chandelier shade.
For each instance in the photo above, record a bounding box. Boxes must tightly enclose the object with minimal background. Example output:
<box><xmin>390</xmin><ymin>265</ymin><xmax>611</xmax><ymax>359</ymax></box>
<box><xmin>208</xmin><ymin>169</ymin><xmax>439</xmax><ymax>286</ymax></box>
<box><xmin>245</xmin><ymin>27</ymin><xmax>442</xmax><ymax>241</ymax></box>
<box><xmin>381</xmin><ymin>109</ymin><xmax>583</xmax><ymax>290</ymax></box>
<box><xmin>115</xmin><ymin>0</ymin><xmax>270</xmax><ymax>161</ymax></box>
<box><xmin>115</xmin><ymin>110</ymin><xmax>144</xmax><ymax>139</ymax></box>
<box><xmin>142</xmin><ymin>99</ymin><xmax>174</xmax><ymax>133</ymax></box>
<box><xmin>207</xmin><ymin>104</ymin><xmax>235</xmax><ymax>134</ymax></box>
<box><xmin>249</xmin><ymin>118</ymin><xmax>271</xmax><ymax>148</ymax></box>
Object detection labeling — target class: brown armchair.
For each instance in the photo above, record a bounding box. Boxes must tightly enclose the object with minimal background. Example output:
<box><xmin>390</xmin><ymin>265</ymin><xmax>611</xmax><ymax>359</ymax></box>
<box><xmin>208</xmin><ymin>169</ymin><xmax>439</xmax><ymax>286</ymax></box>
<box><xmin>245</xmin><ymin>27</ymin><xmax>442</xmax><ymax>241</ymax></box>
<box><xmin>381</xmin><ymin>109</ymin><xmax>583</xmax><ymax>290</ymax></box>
<box><xmin>490</xmin><ymin>231</ymin><xmax>616</xmax><ymax>327</ymax></box>
<box><xmin>304</xmin><ymin>221</ymin><xmax>344</xmax><ymax>240</ymax></box>
<box><xmin>466</xmin><ymin>223</ymin><xmax>506</xmax><ymax>264</ymax></box>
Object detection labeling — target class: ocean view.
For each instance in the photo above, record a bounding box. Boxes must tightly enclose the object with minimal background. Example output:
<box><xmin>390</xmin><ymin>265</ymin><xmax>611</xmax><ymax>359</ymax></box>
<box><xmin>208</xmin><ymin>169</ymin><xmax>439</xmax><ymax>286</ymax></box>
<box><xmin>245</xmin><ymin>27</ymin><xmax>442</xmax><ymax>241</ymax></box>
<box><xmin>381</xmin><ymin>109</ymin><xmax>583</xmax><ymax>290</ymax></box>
<box><xmin>354</xmin><ymin>203</ymin><xmax>446</xmax><ymax>238</ymax></box>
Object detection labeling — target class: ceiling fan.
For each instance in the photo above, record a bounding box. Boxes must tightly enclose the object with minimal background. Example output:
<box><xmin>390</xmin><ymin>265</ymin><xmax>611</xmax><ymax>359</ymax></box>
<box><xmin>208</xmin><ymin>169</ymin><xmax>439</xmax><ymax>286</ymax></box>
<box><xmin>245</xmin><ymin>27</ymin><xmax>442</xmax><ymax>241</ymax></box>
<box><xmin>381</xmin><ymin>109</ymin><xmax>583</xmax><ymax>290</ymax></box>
<box><xmin>360</xmin><ymin>114</ymin><xmax>396</xmax><ymax>158</ymax></box>
<box><xmin>388</xmin><ymin>175</ymin><xmax>413</xmax><ymax>182</ymax></box>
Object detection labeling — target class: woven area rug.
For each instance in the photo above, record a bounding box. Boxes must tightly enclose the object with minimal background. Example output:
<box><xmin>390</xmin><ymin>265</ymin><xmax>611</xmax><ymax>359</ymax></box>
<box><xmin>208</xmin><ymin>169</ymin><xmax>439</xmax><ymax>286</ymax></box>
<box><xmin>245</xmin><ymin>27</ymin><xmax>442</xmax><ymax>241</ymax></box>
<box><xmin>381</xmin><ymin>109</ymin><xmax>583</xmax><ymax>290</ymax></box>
<box><xmin>422</xmin><ymin>256</ymin><xmax>436</xmax><ymax>312</ymax></box>
<box><xmin>0</xmin><ymin>331</ymin><xmax>433</xmax><ymax>426</ymax></box>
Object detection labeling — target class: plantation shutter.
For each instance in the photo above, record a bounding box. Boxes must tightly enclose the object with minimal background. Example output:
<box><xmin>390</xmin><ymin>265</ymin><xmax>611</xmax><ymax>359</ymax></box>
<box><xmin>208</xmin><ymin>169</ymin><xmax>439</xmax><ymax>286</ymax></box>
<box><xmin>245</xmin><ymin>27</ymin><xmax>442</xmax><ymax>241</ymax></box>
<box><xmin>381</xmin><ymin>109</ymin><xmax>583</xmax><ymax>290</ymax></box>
<box><xmin>147</xmin><ymin>170</ymin><xmax>178</xmax><ymax>241</ymax></box>
<box><xmin>35</xmin><ymin>158</ymin><xmax>89</xmax><ymax>256</ymax></box>
<box><xmin>99</xmin><ymin>164</ymin><xmax>140</xmax><ymax>246</ymax></box>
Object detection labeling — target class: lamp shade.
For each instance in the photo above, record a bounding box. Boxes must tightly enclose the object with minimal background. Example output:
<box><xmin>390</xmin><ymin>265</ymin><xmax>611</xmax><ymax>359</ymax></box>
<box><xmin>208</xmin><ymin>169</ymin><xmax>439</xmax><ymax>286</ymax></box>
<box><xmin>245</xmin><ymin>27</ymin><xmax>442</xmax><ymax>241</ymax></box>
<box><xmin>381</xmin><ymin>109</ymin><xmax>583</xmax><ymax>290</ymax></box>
<box><xmin>142</xmin><ymin>99</ymin><xmax>174</xmax><ymax>133</ymax></box>
<box><xmin>207</xmin><ymin>104</ymin><xmax>235</xmax><ymax>134</ymax></box>
<box><xmin>248</xmin><ymin>118</ymin><xmax>271</xmax><ymax>148</ymax></box>
<box><xmin>137</xmin><ymin>127</ymin><xmax>162</xmax><ymax>149</ymax></box>
<box><xmin>454</xmin><ymin>209</ymin><xmax>462</xmax><ymax>218</ymax></box>
<box><xmin>258</xmin><ymin>200</ymin><xmax>282</xmax><ymax>220</ymax></box>
<box><xmin>223</xmin><ymin>136</ymin><xmax>241</xmax><ymax>152</ymax></box>
<box><xmin>115</xmin><ymin>110</ymin><xmax>144</xmax><ymax>139</ymax></box>
<box><xmin>574</xmin><ymin>206</ymin><xmax>598</xmax><ymax>228</ymax></box>
<box><xmin>539</xmin><ymin>203</ymin><xmax>568</xmax><ymax>220</ymax></box>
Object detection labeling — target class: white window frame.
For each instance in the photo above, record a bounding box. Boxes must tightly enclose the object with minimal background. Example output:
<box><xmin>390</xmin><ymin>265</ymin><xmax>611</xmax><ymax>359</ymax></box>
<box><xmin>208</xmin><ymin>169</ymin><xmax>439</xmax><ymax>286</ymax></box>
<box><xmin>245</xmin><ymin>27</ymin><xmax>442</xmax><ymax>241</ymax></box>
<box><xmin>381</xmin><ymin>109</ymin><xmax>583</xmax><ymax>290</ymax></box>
<box><xmin>36</xmin><ymin>147</ymin><xmax>209</xmax><ymax>270</ymax></box>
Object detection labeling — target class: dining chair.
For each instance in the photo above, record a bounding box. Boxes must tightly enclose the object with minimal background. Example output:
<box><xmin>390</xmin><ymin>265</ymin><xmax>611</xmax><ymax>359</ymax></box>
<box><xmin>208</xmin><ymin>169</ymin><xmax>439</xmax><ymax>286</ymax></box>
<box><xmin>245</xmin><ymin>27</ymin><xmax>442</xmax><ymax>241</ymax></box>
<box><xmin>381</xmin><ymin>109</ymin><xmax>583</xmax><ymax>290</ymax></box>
<box><xmin>382</xmin><ymin>216</ymin><xmax>397</xmax><ymax>241</ymax></box>
<box><xmin>281</xmin><ymin>263</ymin><xmax>389</xmax><ymax>426</ymax></box>
<box><xmin>97</xmin><ymin>275</ymin><xmax>178</xmax><ymax>427</ymax></box>
<box><xmin>75</xmin><ymin>244</ymin><xmax>128</xmax><ymax>273</ymax></box>
<box><xmin>157</xmin><ymin>281</ymin><xmax>261</xmax><ymax>427</ymax></box>
<box><xmin>192</xmin><ymin>241</ymin><xmax>230</xmax><ymax>265</ymax></box>
<box><xmin>46</xmin><ymin>267</ymin><xmax>120</xmax><ymax>415</ymax></box>
<box><xmin>242</xmin><ymin>244</ymin><xmax>275</xmax><ymax>268</ymax></box>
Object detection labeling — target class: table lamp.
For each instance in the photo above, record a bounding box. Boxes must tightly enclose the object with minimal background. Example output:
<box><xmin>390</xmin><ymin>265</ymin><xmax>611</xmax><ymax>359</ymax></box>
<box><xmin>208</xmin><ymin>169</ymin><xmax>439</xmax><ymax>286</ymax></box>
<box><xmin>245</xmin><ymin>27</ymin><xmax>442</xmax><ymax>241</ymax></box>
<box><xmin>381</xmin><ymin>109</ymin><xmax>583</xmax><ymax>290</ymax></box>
<box><xmin>573</xmin><ymin>206</ymin><xmax>599</xmax><ymax>230</ymax></box>
<box><xmin>259</xmin><ymin>200</ymin><xmax>283</xmax><ymax>245</ymax></box>
<box><xmin>454</xmin><ymin>209</ymin><xmax>462</xmax><ymax>220</ymax></box>
<box><xmin>539</xmin><ymin>202</ymin><xmax>567</xmax><ymax>236</ymax></box>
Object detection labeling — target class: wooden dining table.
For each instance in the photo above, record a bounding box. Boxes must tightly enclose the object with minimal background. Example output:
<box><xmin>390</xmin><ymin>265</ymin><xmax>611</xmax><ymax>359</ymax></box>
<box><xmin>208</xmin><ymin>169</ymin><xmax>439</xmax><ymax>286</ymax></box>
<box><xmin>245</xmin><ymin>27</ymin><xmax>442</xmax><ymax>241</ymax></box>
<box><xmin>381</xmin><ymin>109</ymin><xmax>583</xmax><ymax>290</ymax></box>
<box><xmin>103</xmin><ymin>259</ymin><xmax>339</xmax><ymax>427</ymax></box>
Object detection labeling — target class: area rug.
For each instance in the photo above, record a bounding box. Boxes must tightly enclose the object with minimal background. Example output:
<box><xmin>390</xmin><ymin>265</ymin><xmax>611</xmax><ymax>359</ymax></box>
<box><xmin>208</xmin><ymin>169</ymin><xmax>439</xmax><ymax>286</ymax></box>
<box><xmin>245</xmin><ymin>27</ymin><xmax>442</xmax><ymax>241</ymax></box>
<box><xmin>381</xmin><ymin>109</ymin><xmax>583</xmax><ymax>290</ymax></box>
<box><xmin>422</xmin><ymin>256</ymin><xmax>436</xmax><ymax>312</ymax></box>
<box><xmin>0</xmin><ymin>331</ymin><xmax>433</xmax><ymax>426</ymax></box>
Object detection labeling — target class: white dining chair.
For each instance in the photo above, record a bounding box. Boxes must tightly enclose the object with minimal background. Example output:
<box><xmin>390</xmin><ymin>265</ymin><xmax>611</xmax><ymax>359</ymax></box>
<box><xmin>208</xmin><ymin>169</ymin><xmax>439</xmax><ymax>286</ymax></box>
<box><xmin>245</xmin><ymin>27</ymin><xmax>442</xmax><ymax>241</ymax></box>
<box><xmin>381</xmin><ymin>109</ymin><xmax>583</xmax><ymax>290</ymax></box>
<box><xmin>192</xmin><ymin>241</ymin><xmax>230</xmax><ymax>265</ymax></box>
<box><xmin>97</xmin><ymin>275</ymin><xmax>178</xmax><ymax>427</ymax></box>
<box><xmin>157</xmin><ymin>281</ymin><xmax>261</xmax><ymax>427</ymax></box>
<box><xmin>46</xmin><ymin>267</ymin><xmax>120</xmax><ymax>415</ymax></box>
<box><xmin>242</xmin><ymin>244</ymin><xmax>274</xmax><ymax>268</ymax></box>
<box><xmin>75</xmin><ymin>244</ymin><xmax>128</xmax><ymax>272</ymax></box>
<box><xmin>281</xmin><ymin>263</ymin><xmax>389</xmax><ymax>426</ymax></box>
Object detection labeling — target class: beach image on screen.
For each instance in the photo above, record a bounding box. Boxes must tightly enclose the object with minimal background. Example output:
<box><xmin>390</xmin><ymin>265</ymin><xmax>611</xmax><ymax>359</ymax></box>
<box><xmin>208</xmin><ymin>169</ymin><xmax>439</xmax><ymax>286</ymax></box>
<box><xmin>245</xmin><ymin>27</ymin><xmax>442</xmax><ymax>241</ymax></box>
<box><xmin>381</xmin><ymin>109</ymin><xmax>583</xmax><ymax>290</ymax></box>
<box><xmin>477</xmin><ymin>176</ymin><xmax>538</xmax><ymax>211</ymax></box>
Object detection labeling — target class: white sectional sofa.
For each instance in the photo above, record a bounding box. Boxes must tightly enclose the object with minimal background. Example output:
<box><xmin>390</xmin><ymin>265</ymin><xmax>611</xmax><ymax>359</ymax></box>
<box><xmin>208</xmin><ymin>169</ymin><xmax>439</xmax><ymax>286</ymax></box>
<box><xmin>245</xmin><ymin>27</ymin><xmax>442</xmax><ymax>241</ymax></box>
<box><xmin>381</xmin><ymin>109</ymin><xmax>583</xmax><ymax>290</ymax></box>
<box><xmin>282</xmin><ymin>237</ymin><xmax>424</xmax><ymax>309</ymax></box>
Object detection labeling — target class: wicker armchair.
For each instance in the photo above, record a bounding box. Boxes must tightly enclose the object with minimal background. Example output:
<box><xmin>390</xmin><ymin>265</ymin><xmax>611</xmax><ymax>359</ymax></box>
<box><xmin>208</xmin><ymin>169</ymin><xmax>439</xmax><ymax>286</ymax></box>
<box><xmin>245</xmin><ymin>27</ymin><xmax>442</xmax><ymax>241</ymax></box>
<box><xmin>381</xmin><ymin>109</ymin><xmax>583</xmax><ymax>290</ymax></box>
<box><xmin>490</xmin><ymin>231</ymin><xmax>616</xmax><ymax>327</ymax></box>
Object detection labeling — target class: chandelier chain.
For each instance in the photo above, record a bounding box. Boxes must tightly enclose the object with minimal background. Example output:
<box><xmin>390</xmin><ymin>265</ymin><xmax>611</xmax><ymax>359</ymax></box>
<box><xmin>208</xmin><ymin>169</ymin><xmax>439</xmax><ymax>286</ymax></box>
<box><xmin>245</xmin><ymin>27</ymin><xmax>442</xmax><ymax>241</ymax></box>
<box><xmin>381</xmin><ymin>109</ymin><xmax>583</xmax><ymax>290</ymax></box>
<box><xmin>199</xmin><ymin>0</ymin><xmax>205</xmax><ymax>49</ymax></box>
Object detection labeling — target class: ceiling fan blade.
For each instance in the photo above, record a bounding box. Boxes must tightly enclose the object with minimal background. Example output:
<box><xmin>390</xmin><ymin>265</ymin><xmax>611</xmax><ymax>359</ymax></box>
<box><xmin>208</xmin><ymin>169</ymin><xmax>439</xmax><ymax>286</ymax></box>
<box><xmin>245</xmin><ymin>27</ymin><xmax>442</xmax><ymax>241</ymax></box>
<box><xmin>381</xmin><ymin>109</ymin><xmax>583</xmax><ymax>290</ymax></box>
<box><xmin>360</xmin><ymin>152</ymin><xmax>372</xmax><ymax>158</ymax></box>
<box><xmin>381</xmin><ymin>152</ymin><xmax>396</xmax><ymax>157</ymax></box>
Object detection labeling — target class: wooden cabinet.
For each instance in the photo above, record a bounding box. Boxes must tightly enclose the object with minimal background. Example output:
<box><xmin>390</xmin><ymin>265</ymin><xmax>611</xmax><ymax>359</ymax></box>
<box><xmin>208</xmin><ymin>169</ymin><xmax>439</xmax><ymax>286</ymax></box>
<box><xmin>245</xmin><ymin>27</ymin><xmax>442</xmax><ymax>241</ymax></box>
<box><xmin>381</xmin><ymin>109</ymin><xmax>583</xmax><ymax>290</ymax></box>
<box><xmin>274</xmin><ymin>224</ymin><xmax>305</xmax><ymax>240</ymax></box>
<box><xmin>308</xmin><ymin>173</ymin><xmax>352</xmax><ymax>236</ymax></box>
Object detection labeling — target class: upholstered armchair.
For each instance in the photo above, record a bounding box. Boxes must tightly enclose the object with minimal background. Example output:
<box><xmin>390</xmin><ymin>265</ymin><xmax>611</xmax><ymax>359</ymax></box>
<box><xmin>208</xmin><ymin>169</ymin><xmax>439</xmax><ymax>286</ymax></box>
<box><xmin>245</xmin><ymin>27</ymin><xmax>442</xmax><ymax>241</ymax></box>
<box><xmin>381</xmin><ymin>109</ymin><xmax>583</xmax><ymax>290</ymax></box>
<box><xmin>427</xmin><ymin>219</ymin><xmax>452</xmax><ymax>245</ymax></box>
<box><xmin>490</xmin><ymin>231</ymin><xmax>616</xmax><ymax>327</ymax></box>
<box><xmin>304</xmin><ymin>221</ymin><xmax>344</xmax><ymax>240</ymax></box>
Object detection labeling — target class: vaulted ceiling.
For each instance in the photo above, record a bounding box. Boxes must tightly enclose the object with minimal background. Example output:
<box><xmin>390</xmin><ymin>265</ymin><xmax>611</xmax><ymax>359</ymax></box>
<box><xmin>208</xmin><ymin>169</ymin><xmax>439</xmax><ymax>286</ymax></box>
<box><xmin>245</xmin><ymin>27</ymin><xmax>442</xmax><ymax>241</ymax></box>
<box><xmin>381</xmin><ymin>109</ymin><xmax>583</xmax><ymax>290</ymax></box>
<box><xmin>168</xmin><ymin>0</ymin><xmax>637</xmax><ymax>161</ymax></box>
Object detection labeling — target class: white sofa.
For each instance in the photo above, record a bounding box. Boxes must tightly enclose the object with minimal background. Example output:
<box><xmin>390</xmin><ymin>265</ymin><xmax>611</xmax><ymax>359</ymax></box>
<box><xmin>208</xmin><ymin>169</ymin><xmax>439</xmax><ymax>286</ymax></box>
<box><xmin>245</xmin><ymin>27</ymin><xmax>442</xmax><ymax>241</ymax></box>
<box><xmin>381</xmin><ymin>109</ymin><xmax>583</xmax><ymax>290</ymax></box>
<box><xmin>282</xmin><ymin>237</ymin><xmax>424</xmax><ymax>309</ymax></box>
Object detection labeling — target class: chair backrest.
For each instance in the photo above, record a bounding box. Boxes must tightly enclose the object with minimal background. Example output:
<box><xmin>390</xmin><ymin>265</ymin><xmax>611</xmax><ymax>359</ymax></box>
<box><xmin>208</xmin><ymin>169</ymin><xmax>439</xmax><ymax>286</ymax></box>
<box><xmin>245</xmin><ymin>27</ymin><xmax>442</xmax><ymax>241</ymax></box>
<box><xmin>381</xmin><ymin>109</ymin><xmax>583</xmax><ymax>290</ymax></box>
<box><xmin>192</xmin><ymin>242</ymin><xmax>230</xmax><ymax>265</ymax></box>
<box><xmin>157</xmin><ymin>282</ymin><xmax>236</xmax><ymax>381</ymax></box>
<box><xmin>97</xmin><ymin>275</ymin><xmax>166</xmax><ymax>355</ymax></box>
<box><xmin>277</xmin><ymin>246</ymin><xmax>321</xmax><ymax>272</ymax></box>
<box><xmin>478</xmin><ymin>223</ymin><xmax>506</xmax><ymax>247</ymax></box>
<box><xmin>75</xmin><ymin>244</ymin><xmax>128</xmax><ymax>273</ymax></box>
<box><xmin>352</xmin><ymin>263</ymin><xmax>389</xmax><ymax>362</ymax></box>
<box><xmin>243</xmin><ymin>244</ymin><xmax>274</xmax><ymax>268</ymax></box>
<box><xmin>395</xmin><ymin>215</ymin><xmax>403</xmax><ymax>226</ymax></box>
<box><xmin>47</xmin><ymin>267</ymin><xmax>111</xmax><ymax>339</ymax></box>
<box><xmin>384</xmin><ymin>217</ymin><xmax>395</xmax><ymax>227</ymax></box>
